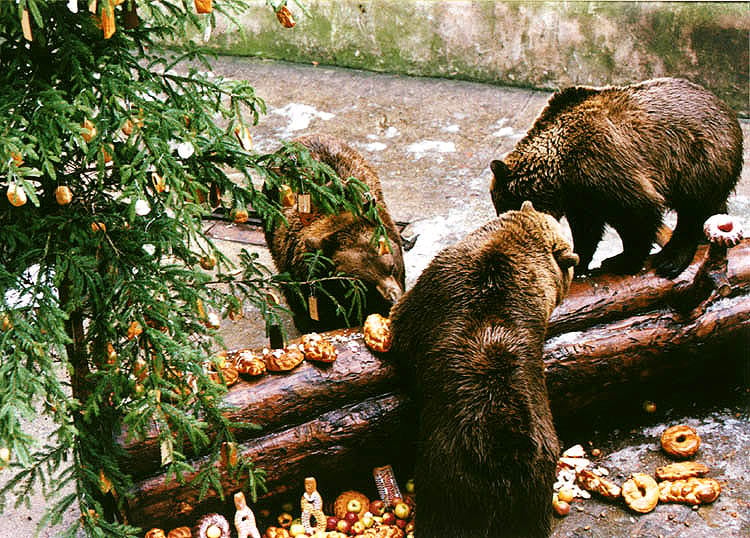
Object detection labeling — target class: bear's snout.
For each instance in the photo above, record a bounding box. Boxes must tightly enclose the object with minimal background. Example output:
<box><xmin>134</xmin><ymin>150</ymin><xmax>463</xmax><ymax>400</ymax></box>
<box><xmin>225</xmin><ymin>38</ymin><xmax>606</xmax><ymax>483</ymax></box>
<box><xmin>376</xmin><ymin>276</ymin><xmax>403</xmax><ymax>305</ymax></box>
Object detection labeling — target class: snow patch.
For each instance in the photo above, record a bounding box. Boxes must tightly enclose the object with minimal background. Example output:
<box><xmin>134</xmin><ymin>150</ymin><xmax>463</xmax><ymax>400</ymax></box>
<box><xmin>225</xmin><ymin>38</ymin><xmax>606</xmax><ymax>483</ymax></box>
<box><xmin>271</xmin><ymin>103</ymin><xmax>334</xmax><ymax>134</ymax></box>
<box><xmin>363</xmin><ymin>142</ymin><xmax>387</xmax><ymax>152</ymax></box>
<box><xmin>405</xmin><ymin>140</ymin><xmax>456</xmax><ymax>159</ymax></box>
<box><xmin>442</xmin><ymin>124</ymin><xmax>460</xmax><ymax>133</ymax></box>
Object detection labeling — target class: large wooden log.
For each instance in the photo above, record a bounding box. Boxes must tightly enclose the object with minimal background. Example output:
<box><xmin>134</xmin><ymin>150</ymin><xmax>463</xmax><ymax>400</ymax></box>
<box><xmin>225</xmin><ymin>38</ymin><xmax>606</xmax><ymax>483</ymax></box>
<box><xmin>124</xmin><ymin>241</ymin><xmax>750</xmax><ymax>528</ymax></box>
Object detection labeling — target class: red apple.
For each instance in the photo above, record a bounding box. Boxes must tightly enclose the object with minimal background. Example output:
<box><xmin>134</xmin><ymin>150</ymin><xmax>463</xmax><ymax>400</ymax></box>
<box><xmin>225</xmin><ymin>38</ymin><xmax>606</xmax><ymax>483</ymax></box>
<box><xmin>344</xmin><ymin>511</ymin><xmax>359</xmax><ymax>526</ymax></box>
<box><xmin>369</xmin><ymin>500</ymin><xmax>386</xmax><ymax>516</ymax></box>
<box><xmin>381</xmin><ymin>512</ymin><xmax>396</xmax><ymax>526</ymax></box>
<box><xmin>393</xmin><ymin>502</ymin><xmax>411</xmax><ymax>520</ymax></box>
<box><xmin>346</xmin><ymin>499</ymin><xmax>362</xmax><ymax>514</ymax></box>
<box><xmin>326</xmin><ymin>516</ymin><xmax>339</xmax><ymax>531</ymax></box>
<box><xmin>336</xmin><ymin>519</ymin><xmax>351</xmax><ymax>534</ymax></box>
<box><xmin>395</xmin><ymin>518</ymin><xmax>408</xmax><ymax>529</ymax></box>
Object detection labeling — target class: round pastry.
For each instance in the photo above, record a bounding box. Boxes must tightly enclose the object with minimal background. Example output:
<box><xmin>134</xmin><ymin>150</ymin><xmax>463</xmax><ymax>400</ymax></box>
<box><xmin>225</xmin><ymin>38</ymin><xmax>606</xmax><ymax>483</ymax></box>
<box><xmin>363</xmin><ymin>313</ymin><xmax>393</xmax><ymax>353</ymax></box>
<box><xmin>703</xmin><ymin>214</ymin><xmax>744</xmax><ymax>247</ymax></box>
<box><xmin>263</xmin><ymin>345</ymin><xmax>305</xmax><ymax>372</ymax></box>
<box><xmin>333</xmin><ymin>490</ymin><xmax>370</xmax><ymax>520</ymax></box>
<box><xmin>660</xmin><ymin>425</ymin><xmax>700</xmax><ymax>458</ymax></box>
<box><xmin>622</xmin><ymin>473</ymin><xmax>659</xmax><ymax>513</ymax></box>
<box><xmin>655</xmin><ymin>461</ymin><xmax>709</xmax><ymax>481</ymax></box>
<box><xmin>167</xmin><ymin>527</ymin><xmax>192</xmax><ymax>538</ymax></box>
<box><xmin>301</xmin><ymin>333</ymin><xmax>338</xmax><ymax>363</ymax></box>
<box><xmin>231</xmin><ymin>349</ymin><xmax>267</xmax><ymax>376</ymax></box>
<box><xmin>193</xmin><ymin>513</ymin><xmax>230</xmax><ymax>538</ymax></box>
<box><xmin>145</xmin><ymin>529</ymin><xmax>166</xmax><ymax>538</ymax></box>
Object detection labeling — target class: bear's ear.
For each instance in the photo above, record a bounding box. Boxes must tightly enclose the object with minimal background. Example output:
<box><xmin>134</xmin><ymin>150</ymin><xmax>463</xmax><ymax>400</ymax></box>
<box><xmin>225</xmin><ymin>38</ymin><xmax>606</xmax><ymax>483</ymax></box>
<box><xmin>490</xmin><ymin>160</ymin><xmax>509</xmax><ymax>182</ymax></box>
<box><xmin>521</xmin><ymin>200</ymin><xmax>535</xmax><ymax>213</ymax></box>
<box><xmin>555</xmin><ymin>249</ymin><xmax>579</xmax><ymax>270</ymax></box>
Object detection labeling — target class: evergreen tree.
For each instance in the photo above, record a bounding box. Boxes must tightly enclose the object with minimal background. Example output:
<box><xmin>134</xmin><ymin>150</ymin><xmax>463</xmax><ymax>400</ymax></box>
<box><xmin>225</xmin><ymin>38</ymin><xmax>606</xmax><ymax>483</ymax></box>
<box><xmin>0</xmin><ymin>1</ymin><xmax>383</xmax><ymax>536</ymax></box>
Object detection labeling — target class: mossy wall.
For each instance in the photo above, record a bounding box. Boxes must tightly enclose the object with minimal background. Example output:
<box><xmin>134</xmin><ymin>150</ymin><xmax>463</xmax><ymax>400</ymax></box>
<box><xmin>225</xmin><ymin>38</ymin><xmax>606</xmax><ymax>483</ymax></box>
<box><xmin>206</xmin><ymin>1</ymin><xmax>749</xmax><ymax>115</ymax></box>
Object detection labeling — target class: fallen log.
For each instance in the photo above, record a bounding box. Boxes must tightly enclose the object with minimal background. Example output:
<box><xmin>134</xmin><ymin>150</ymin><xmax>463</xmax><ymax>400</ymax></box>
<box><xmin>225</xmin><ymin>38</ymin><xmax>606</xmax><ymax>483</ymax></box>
<box><xmin>124</xmin><ymin>240</ymin><xmax>750</xmax><ymax>529</ymax></box>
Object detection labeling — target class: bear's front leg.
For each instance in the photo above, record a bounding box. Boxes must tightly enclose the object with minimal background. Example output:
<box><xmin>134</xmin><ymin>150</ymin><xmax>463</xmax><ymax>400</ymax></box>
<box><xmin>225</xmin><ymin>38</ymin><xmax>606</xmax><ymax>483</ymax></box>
<box><xmin>601</xmin><ymin>217</ymin><xmax>660</xmax><ymax>275</ymax></box>
<box><xmin>566</xmin><ymin>212</ymin><xmax>605</xmax><ymax>275</ymax></box>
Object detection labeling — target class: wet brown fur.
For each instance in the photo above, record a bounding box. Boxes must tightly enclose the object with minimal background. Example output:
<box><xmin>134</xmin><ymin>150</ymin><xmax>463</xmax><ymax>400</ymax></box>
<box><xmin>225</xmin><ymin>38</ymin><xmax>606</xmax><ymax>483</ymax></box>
<box><xmin>389</xmin><ymin>202</ymin><xmax>578</xmax><ymax>538</ymax></box>
<box><xmin>265</xmin><ymin>133</ymin><xmax>405</xmax><ymax>332</ymax></box>
<box><xmin>490</xmin><ymin>77</ymin><xmax>743</xmax><ymax>278</ymax></box>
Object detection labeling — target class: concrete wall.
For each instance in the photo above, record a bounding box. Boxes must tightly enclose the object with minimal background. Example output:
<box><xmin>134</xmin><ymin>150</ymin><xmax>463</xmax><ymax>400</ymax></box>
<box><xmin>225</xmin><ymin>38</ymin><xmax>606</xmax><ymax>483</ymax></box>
<box><xmin>206</xmin><ymin>1</ymin><xmax>749</xmax><ymax>116</ymax></box>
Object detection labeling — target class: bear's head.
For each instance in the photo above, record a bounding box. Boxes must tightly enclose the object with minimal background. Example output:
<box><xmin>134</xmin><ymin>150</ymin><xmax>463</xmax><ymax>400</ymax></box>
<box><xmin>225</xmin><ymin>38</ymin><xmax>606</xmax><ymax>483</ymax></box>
<box><xmin>483</xmin><ymin>201</ymin><xmax>577</xmax><ymax>317</ymax></box>
<box><xmin>303</xmin><ymin>213</ymin><xmax>405</xmax><ymax>314</ymax></box>
<box><xmin>490</xmin><ymin>160</ymin><xmax>563</xmax><ymax>219</ymax></box>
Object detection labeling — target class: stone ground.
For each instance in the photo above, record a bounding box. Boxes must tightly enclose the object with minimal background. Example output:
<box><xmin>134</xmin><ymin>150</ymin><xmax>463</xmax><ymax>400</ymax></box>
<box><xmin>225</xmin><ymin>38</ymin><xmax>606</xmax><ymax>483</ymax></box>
<box><xmin>2</xmin><ymin>57</ymin><xmax>748</xmax><ymax>537</ymax></box>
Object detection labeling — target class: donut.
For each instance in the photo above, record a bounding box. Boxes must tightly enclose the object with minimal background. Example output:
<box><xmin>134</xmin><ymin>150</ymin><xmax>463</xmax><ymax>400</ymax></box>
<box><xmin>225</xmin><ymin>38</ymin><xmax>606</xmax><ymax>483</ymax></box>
<box><xmin>622</xmin><ymin>473</ymin><xmax>660</xmax><ymax>513</ymax></box>
<box><xmin>703</xmin><ymin>214</ymin><xmax>744</xmax><ymax>247</ymax></box>
<box><xmin>660</xmin><ymin>425</ymin><xmax>700</xmax><ymax>458</ymax></box>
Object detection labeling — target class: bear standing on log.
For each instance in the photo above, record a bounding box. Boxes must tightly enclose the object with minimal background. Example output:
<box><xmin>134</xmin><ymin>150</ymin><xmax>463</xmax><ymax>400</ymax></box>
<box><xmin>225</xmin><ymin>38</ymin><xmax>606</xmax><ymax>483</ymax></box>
<box><xmin>265</xmin><ymin>133</ymin><xmax>405</xmax><ymax>333</ymax></box>
<box><xmin>389</xmin><ymin>201</ymin><xmax>579</xmax><ymax>538</ymax></box>
<box><xmin>490</xmin><ymin>77</ymin><xmax>743</xmax><ymax>278</ymax></box>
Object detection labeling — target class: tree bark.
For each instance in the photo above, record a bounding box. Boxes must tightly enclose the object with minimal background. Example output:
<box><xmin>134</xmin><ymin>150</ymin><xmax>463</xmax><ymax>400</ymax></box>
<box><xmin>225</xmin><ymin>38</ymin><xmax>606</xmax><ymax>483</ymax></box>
<box><xmin>123</xmin><ymin>240</ymin><xmax>750</xmax><ymax>529</ymax></box>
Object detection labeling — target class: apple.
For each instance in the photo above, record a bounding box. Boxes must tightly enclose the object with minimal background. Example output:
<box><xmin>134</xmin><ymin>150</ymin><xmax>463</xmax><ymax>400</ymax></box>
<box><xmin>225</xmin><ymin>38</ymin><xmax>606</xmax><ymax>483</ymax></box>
<box><xmin>289</xmin><ymin>523</ymin><xmax>306</xmax><ymax>536</ymax></box>
<box><xmin>393</xmin><ymin>502</ymin><xmax>411</xmax><ymax>520</ymax></box>
<box><xmin>351</xmin><ymin>520</ymin><xmax>366</xmax><ymax>535</ymax></box>
<box><xmin>381</xmin><ymin>512</ymin><xmax>396</xmax><ymax>526</ymax></box>
<box><xmin>361</xmin><ymin>514</ymin><xmax>374</xmax><ymax>528</ymax></box>
<box><xmin>405</xmin><ymin>478</ymin><xmax>415</xmax><ymax>494</ymax></box>
<box><xmin>643</xmin><ymin>400</ymin><xmax>657</xmax><ymax>413</ymax></box>
<box><xmin>326</xmin><ymin>516</ymin><xmax>339</xmax><ymax>531</ymax></box>
<box><xmin>346</xmin><ymin>498</ymin><xmax>362</xmax><ymax>514</ymax></box>
<box><xmin>344</xmin><ymin>511</ymin><xmax>359</xmax><ymax>526</ymax></box>
<box><xmin>336</xmin><ymin>519</ymin><xmax>350</xmax><ymax>534</ymax></box>
<box><xmin>395</xmin><ymin>518</ymin><xmax>407</xmax><ymax>529</ymax></box>
<box><xmin>405</xmin><ymin>521</ymin><xmax>415</xmax><ymax>533</ymax></box>
<box><xmin>369</xmin><ymin>500</ymin><xmax>386</xmax><ymax>516</ymax></box>
<box><xmin>557</xmin><ymin>487</ymin><xmax>575</xmax><ymax>503</ymax></box>
<box><xmin>552</xmin><ymin>496</ymin><xmax>571</xmax><ymax>517</ymax></box>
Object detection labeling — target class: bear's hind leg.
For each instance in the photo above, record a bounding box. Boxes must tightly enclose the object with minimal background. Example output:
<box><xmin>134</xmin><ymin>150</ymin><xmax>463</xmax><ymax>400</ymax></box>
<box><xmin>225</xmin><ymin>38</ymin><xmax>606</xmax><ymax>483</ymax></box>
<box><xmin>601</xmin><ymin>217</ymin><xmax>660</xmax><ymax>275</ymax></box>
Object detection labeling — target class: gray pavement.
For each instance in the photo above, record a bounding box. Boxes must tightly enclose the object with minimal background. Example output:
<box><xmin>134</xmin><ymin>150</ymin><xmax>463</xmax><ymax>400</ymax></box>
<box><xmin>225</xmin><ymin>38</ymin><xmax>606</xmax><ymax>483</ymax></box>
<box><xmin>3</xmin><ymin>57</ymin><xmax>748</xmax><ymax>537</ymax></box>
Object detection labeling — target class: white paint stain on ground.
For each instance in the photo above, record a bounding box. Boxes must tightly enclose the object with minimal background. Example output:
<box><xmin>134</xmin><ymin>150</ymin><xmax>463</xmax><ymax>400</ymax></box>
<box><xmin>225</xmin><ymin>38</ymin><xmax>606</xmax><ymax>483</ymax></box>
<box><xmin>271</xmin><ymin>103</ymin><xmax>334</xmax><ymax>135</ymax></box>
<box><xmin>405</xmin><ymin>140</ymin><xmax>456</xmax><ymax>160</ymax></box>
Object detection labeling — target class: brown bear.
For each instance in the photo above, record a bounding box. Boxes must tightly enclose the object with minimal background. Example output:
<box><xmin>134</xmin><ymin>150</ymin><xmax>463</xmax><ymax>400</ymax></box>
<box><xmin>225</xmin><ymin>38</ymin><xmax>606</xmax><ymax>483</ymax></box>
<box><xmin>489</xmin><ymin>77</ymin><xmax>743</xmax><ymax>278</ymax></box>
<box><xmin>265</xmin><ymin>133</ymin><xmax>405</xmax><ymax>333</ymax></box>
<box><xmin>389</xmin><ymin>201</ymin><xmax>579</xmax><ymax>538</ymax></box>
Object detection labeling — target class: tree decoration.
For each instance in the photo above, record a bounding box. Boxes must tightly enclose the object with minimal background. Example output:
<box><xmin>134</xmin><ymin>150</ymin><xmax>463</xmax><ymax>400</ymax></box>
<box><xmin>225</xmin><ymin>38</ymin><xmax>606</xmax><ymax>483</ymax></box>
<box><xmin>195</xmin><ymin>0</ymin><xmax>213</xmax><ymax>15</ymax></box>
<box><xmin>275</xmin><ymin>4</ymin><xmax>296</xmax><ymax>28</ymax></box>
<box><xmin>0</xmin><ymin>2</ymin><xmax>387</xmax><ymax>537</ymax></box>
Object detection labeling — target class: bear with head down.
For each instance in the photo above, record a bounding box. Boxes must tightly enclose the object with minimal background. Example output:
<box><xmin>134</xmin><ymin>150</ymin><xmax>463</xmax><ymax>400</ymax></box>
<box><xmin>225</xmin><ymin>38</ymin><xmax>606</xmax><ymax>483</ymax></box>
<box><xmin>265</xmin><ymin>133</ymin><xmax>405</xmax><ymax>333</ymax></box>
<box><xmin>490</xmin><ymin>77</ymin><xmax>742</xmax><ymax>278</ymax></box>
<box><xmin>390</xmin><ymin>201</ymin><xmax>578</xmax><ymax>538</ymax></box>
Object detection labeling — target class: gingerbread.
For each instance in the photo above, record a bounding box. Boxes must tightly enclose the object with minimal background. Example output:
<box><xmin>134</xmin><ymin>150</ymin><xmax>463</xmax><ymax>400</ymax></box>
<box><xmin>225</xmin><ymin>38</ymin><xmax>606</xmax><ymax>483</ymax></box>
<box><xmin>622</xmin><ymin>473</ymin><xmax>659</xmax><ymax>513</ymax></box>
<box><xmin>300</xmin><ymin>477</ymin><xmax>326</xmax><ymax>534</ymax></box>
<box><xmin>301</xmin><ymin>333</ymin><xmax>338</xmax><ymax>363</ymax></box>
<box><xmin>234</xmin><ymin>491</ymin><xmax>261</xmax><ymax>538</ymax></box>
<box><xmin>576</xmin><ymin>468</ymin><xmax>621</xmax><ymax>499</ymax></box>
<box><xmin>363</xmin><ymin>313</ymin><xmax>392</xmax><ymax>353</ymax></box>
<box><xmin>333</xmin><ymin>490</ymin><xmax>370</xmax><ymax>519</ymax></box>
<box><xmin>231</xmin><ymin>350</ymin><xmax>267</xmax><ymax>376</ymax></box>
<box><xmin>661</xmin><ymin>424</ymin><xmax>700</xmax><ymax>458</ymax></box>
<box><xmin>263</xmin><ymin>345</ymin><xmax>305</xmax><ymax>372</ymax></box>
<box><xmin>655</xmin><ymin>461</ymin><xmax>709</xmax><ymax>481</ymax></box>
<box><xmin>658</xmin><ymin>477</ymin><xmax>721</xmax><ymax>505</ymax></box>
